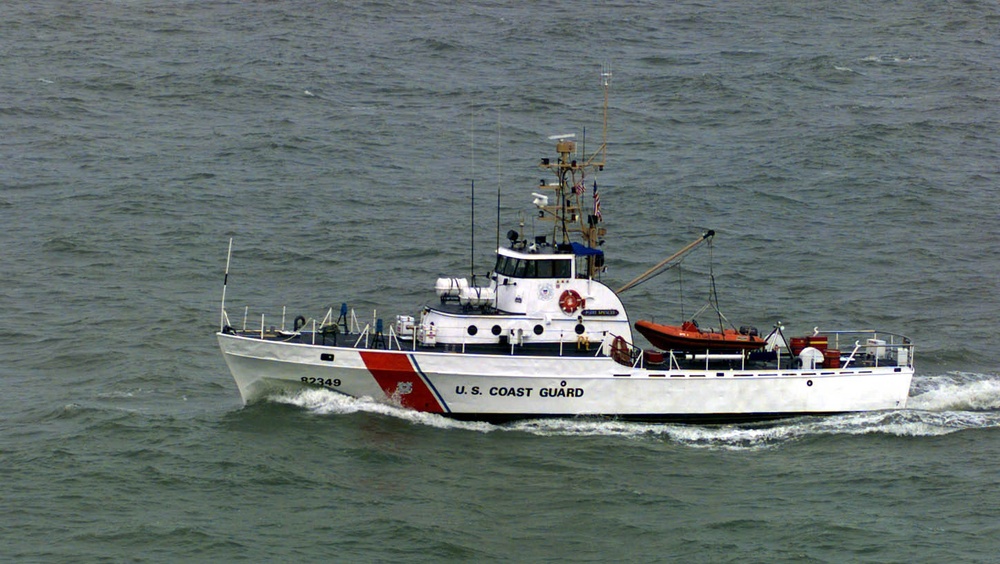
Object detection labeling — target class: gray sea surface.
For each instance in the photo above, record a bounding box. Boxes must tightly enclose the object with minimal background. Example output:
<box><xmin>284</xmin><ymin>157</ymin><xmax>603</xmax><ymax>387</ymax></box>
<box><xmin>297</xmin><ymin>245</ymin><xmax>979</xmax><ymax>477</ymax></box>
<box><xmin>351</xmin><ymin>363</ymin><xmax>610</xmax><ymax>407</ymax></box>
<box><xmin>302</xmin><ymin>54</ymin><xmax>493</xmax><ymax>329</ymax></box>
<box><xmin>2</xmin><ymin>1</ymin><xmax>999</xmax><ymax>561</ymax></box>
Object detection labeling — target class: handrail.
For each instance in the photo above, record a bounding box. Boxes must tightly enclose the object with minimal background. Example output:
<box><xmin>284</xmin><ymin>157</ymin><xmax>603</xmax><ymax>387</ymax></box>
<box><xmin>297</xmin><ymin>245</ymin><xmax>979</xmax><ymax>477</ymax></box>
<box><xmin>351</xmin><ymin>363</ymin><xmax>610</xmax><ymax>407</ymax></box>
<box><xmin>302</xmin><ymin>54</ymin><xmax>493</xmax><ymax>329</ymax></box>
<box><xmin>353</xmin><ymin>324</ymin><xmax>370</xmax><ymax>348</ymax></box>
<box><xmin>599</xmin><ymin>331</ymin><xmax>643</xmax><ymax>368</ymax></box>
<box><xmin>841</xmin><ymin>341</ymin><xmax>861</xmax><ymax>369</ymax></box>
<box><xmin>807</xmin><ymin>330</ymin><xmax>915</xmax><ymax>368</ymax></box>
<box><xmin>814</xmin><ymin>329</ymin><xmax>911</xmax><ymax>344</ymax></box>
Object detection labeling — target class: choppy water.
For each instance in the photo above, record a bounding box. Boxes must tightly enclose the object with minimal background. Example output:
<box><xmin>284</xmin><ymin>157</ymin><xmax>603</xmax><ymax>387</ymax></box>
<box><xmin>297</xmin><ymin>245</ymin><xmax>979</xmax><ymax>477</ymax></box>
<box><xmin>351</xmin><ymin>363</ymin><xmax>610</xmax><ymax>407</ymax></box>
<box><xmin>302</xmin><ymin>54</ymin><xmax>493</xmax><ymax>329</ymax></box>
<box><xmin>3</xmin><ymin>1</ymin><xmax>999</xmax><ymax>561</ymax></box>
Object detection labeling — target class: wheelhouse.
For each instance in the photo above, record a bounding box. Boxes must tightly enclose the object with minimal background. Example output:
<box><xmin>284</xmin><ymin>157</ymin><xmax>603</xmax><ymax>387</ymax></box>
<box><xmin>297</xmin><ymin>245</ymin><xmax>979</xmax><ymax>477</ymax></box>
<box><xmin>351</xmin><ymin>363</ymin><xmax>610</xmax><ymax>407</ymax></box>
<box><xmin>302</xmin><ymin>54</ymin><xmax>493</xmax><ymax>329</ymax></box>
<box><xmin>492</xmin><ymin>247</ymin><xmax>575</xmax><ymax>280</ymax></box>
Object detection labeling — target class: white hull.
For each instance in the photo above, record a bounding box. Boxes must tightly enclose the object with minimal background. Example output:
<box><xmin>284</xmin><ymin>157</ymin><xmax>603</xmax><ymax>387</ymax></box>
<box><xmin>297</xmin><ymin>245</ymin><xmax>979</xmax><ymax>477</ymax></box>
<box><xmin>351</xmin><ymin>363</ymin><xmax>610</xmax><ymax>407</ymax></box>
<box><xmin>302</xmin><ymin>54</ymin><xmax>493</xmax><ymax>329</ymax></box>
<box><xmin>218</xmin><ymin>332</ymin><xmax>913</xmax><ymax>422</ymax></box>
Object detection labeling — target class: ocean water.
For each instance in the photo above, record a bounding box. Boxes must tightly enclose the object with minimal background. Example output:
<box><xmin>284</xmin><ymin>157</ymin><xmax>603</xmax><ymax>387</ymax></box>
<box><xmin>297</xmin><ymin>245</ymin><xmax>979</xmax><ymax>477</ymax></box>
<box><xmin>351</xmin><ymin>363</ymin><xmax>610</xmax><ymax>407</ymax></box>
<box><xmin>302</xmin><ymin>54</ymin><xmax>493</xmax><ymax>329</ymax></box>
<box><xmin>2</xmin><ymin>1</ymin><xmax>999</xmax><ymax>561</ymax></box>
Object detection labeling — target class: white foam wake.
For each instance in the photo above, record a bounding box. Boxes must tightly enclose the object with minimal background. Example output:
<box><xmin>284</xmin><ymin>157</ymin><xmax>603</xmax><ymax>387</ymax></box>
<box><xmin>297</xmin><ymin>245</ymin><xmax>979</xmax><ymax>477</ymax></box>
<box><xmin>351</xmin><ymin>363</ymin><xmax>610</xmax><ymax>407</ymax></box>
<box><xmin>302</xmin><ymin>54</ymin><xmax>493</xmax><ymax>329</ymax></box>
<box><xmin>907</xmin><ymin>372</ymin><xmax>1000</xmax><ymax>412</ymax></box>
<box><xmin>265</xmin><ymin>371</ymin><xmax>1000</xmax><ymax>450</ymax></box>
<box><xmin>269</xmin><ymin>388</ymin><xmax>499</xmax><ymax>433</ymax></box>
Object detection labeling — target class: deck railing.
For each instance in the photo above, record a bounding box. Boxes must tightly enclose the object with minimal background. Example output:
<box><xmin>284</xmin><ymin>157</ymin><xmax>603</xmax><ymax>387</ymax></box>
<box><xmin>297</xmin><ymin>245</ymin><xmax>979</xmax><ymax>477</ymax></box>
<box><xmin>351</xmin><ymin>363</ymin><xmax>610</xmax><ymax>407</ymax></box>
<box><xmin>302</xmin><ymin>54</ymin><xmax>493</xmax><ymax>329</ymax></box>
<box><xmin>814</xmin><ymin>329</ymin><xmax>914</xmax><ymax>369</ymax></box>
<box><xmin>220</xmin><ymin>308</ymin><xmax>912</xmax><ymax>371</ymax></box>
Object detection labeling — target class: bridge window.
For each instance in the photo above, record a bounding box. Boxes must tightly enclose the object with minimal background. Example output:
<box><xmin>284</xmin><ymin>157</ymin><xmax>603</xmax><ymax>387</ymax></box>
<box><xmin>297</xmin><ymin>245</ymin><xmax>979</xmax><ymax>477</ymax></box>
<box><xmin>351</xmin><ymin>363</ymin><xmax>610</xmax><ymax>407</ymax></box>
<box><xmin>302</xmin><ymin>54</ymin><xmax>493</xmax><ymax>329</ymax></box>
<box><xmin>494</xmin><ymin>256</ymin><xmax>572</xmax><ymax>278</ymax></box>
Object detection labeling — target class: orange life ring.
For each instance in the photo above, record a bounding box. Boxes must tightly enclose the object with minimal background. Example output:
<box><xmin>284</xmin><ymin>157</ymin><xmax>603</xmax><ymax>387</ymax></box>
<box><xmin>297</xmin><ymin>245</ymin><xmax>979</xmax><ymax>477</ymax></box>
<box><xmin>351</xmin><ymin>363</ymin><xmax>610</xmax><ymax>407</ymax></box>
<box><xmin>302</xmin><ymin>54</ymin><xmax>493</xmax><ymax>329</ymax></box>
<box><xmin>611</xmin><ymin>335</ymin><xmax>630</xmax><ymax>365</ymax></box>
<box><xmin>558</xmin><ymin>289</ymin><xmax>584</xmax><ymax>314</ymax></box>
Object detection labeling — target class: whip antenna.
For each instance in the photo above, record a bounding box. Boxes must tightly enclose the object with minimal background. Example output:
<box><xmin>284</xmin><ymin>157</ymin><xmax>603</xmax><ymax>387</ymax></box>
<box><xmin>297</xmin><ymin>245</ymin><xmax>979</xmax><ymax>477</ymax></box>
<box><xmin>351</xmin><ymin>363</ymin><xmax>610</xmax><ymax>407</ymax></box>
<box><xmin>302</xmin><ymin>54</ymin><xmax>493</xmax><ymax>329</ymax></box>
<box><xmin>471</xmin><ymin>108</ymin><xmax>475</xmax><ymax>278</ymax></box>
<box><xmin>220</xmin><ymin>238</ymin><xmax>233</xmax><ymax>331</ymax></box>
<box><xmin>496</xmin><ymin>110</ymin><xmax>502</xmax><ymax>253</ymax></box>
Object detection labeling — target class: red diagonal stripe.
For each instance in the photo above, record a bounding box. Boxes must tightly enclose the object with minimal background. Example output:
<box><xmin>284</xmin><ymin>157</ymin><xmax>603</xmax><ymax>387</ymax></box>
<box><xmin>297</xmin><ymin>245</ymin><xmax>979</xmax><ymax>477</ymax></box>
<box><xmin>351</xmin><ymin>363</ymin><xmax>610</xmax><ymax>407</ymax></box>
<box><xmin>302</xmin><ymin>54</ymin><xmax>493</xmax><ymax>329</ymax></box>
<box><xmin>359</xmin><ymin>351</ymin><xmax>443</xmax><ymax>413</ymax></box>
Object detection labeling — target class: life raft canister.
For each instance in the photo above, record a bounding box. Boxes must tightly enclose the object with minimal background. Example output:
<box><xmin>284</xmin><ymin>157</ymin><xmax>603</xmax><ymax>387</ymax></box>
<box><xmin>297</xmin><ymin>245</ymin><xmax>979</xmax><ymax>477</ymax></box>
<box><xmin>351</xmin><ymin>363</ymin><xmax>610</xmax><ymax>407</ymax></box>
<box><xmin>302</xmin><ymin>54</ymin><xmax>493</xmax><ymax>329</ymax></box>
<box><xmin>611</xmin><ymin>335</ymin><xmax>631</xmax><ymax>365</ymax></box>
<box><xmin>558</xmin><ymin>289</ymin><xmax>584</xmax><ymax>314</ymax></box>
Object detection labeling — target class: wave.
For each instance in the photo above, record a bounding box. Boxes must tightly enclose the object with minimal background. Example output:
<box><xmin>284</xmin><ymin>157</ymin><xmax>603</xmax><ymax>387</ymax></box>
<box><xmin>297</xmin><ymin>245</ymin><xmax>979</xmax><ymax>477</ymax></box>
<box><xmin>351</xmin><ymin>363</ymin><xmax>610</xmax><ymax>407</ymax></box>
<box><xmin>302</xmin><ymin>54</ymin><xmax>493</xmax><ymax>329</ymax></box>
<box><xmin>265</xmin><ymin>372</ymin><xmax>1000</xmax><ymax>450</ymax></box>
<box><xmin>908</xmin><ymin>371</ymin><xmax>1000</xmax><ymax>411</ymax></box>
<box><xmin>270</xmin><ymin>388</ymin><xmax>498</xmax><ymax>433</ymax></box>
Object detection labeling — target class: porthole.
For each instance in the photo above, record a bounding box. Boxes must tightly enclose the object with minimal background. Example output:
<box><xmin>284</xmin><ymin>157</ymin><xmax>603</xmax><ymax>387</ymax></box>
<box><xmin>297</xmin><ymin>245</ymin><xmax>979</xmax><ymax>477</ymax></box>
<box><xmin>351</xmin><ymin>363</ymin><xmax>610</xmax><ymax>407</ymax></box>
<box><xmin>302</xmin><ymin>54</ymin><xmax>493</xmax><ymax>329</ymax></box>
<box><xmin>467</xmin><ymin>325</ymin><xmax>478</xmax><ymax>336</ymax></box>
<box><xmin>574</xmin><ymin>323</ymin><xmax>585</xmax><ymax>335</ymax></box>
<box><xmin>491</xmin><ymin>325</ymin><xmax>502</xmax><ymax>336</ymax></box>
<box><xmin>533</xmin><ymin>324</ymin><xmax>544</xmax><ymax>336</ymax></box>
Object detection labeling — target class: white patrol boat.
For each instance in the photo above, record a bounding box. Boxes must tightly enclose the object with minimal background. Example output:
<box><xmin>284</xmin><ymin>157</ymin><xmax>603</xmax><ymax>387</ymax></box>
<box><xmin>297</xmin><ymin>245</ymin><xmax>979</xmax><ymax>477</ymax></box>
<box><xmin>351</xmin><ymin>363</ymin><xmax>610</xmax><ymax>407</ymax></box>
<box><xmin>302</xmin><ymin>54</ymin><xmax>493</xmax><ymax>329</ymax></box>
<box><xmin>216</xmin><ymin>70</ymin><xmax>914</xmax><ymax>423</ymax></box>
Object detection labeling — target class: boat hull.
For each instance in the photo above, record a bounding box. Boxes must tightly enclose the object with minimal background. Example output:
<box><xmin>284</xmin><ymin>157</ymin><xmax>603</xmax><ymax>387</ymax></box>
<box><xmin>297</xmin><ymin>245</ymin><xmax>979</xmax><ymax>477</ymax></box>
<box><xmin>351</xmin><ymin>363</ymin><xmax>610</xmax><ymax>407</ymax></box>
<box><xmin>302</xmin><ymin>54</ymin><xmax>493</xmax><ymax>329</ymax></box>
<box><xmin>218</xmin><ymin>332</ymin><xmax>913</xmax><ymax>422</ymax></box>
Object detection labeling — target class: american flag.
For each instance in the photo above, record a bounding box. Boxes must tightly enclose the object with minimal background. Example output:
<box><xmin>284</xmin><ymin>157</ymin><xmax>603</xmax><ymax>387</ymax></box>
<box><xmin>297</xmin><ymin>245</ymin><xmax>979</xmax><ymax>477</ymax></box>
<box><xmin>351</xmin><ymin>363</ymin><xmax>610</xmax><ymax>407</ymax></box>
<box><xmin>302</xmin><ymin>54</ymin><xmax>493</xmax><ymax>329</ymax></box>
<box><xmin>593</xmin><ymin>181</ymin><xmax>602</xmax><ymax>221</ymax></box>
<box><xmin>572</xmin><ymin>180</ymin><xmax>585</xmax><ymax>195</ymax></box>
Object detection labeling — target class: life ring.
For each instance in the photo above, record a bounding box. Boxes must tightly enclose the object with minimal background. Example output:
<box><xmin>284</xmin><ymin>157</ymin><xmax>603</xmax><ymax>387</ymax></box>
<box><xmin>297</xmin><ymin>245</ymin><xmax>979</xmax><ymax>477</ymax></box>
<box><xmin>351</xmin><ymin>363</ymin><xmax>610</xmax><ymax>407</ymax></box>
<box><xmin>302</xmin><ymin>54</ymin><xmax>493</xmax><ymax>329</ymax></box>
<box><xmin>611</xmin><ymin>335</ymin><xmax>630</xmax><ymax>365</ymax></box>
<box><xmin>558</xmin><ymin>289</ymin><xmax>584</xmax><ymax>314</ymax></box>
<box><xmin>293</xmin><ymin>315</ymin><xmax>307</xmax><ymax>331</ymax></box>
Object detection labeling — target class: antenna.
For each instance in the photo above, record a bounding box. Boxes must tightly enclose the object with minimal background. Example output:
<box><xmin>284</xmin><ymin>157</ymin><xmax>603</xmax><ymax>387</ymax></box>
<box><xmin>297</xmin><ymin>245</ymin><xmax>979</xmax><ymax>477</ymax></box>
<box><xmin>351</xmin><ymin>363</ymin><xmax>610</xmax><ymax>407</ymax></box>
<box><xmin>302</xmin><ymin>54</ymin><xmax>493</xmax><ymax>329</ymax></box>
<box><xmin>470</xmin><ymin>107</ymin><xmax>476</xmax><ymax>279</ymax></box>
<box><xmin>531</xmin><ymin>65</ymin><xmax>614</xmax><ymax>279</ymax></box>
<box><xmin>220</xmin><ymin>238</ymin><xmax>233</xmax><ymax>331</ymax></box>
<box><xmin>496</xmin><ymin>110</ymin><xmax>502</xmax><ymax>254</ymax></box>
<box><xmin>471</xmin><ymin>177</ymin><xmax>475</xmax><ymax>278</ymax></box>
<box><xmin>600</xmin><ymin>62</ymin><xmax>611</xmax><ymax>166</ymax></box>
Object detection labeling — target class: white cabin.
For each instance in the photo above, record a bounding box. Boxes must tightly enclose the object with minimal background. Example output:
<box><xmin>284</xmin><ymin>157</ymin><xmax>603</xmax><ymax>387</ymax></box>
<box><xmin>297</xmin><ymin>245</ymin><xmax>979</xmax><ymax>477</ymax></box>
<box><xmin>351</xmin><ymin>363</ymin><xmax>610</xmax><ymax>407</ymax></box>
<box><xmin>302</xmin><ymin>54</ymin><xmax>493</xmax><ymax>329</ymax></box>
<box><xmin>418</xmin><ymin>246</ymin><xmax>631</xmax><ymax>348</ymax></box>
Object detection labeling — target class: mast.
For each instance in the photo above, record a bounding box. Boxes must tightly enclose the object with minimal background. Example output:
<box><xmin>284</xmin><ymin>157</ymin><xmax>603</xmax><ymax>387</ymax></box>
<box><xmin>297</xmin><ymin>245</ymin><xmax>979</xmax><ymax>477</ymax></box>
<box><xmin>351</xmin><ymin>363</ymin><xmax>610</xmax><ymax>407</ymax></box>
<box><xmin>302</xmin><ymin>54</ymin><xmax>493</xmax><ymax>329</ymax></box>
<box><xmin>534</xmin><ymin>65</ymin><xmax>611</xmax><ymax>279</ymax></box>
